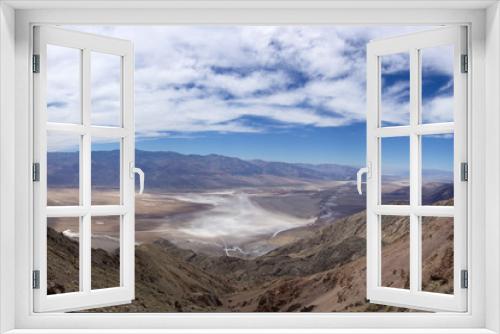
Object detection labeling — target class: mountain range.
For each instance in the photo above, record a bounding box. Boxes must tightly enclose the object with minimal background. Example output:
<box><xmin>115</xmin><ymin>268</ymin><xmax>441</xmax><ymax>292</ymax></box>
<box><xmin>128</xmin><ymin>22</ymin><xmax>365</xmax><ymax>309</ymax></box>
<box><xmin>48</xmin><ymin>150</ymin><xmax>359</xmax><ymax>191</ymax></box>
<box><xmin>48</xmin><ymin>150</ymin><xmax>452</xmax><ymax>191</ymax></box>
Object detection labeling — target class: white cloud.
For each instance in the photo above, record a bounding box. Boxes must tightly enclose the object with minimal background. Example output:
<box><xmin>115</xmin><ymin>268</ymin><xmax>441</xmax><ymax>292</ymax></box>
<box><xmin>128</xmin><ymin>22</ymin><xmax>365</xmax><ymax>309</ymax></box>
<box><xmin>421</xmin><ymin>44</ymin><xmax>454</xmax><ymax>76</ymax></box>
<box><xmin>90</xmin><ymin>52</ymin><xmax>122</xmax><ymax>126</ymax></box>
<box><xmin>46</xmin><ymin>45</ymin><xmax>81</xmax><ymax>124</ymax></box>
<box><xmin>46</xmin><ymin>25</ymin><xmax>452</xmax><ymax>140</ymax></box>
<box><xmin>422</xmin><ymin>96</ymin><xmax>454</xmax><ymax>123</ymax></box>
<box><xmin>380</xmin><ymin>81</ymin><xmax>410</xmax><ymax>125</ymax></box>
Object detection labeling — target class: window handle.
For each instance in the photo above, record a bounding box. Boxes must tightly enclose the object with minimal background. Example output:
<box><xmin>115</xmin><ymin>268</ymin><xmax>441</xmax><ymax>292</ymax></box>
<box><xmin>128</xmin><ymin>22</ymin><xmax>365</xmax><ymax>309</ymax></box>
<box><xmin>130</xmin><ymin>162</ymin><xmax>145</xmax><ymax>194</ymax></box>
<box><xmin>357</xmin><ymin>163</ymin><xmax>371</xmax><ymax>195</ymax></box>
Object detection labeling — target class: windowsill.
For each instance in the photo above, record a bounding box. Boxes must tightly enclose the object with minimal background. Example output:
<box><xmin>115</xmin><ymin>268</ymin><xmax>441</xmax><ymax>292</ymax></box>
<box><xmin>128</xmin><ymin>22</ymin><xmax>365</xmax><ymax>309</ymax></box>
<box><xmin>2</xmin><ymin>329</ymin><xmax>498</xmax><ymax>334</ymax></box>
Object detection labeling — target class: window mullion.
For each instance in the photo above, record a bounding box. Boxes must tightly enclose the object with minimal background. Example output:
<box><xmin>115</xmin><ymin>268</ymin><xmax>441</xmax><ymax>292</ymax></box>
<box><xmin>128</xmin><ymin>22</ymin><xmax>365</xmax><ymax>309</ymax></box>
<box><xmin>81</xmin><ymin>48</ymin><xmax>92</xmax><ymax>294</ymax></box>
<box><xmin>409</xmin><ymin>48</ymin><xmax>421</xmax><ymax>293</ymax></box>
<box><xmin>120</xmin><ymin>49</ymin><xmax>135</xmax><ymax>293</ymax></box>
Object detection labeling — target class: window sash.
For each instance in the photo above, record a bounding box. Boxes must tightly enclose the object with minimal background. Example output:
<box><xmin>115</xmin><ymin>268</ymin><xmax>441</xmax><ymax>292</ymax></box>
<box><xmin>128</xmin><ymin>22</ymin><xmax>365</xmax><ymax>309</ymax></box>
<box><xmin>32</xmin><ymin>26</ymin><xmax>135</xmax><ymax>313</ymax></box>
<box><xmin>366</xmin><ymin>26</ymin><xmax>468</xmax><ymax>312</ymax></box>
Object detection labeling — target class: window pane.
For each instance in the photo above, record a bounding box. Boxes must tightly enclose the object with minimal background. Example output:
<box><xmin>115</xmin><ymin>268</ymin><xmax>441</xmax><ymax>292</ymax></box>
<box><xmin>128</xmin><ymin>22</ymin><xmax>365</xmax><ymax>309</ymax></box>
<box><xmin>381</xmin><ymin>137</ymin><xmax>410</xmax><ymax>205</ymax></box>
<box><xmin>47</xmin><ymin>217</ymin><xmax>80</xmax><ymax>295</ymax></box>
<box><xmin>47</xmin><ymin>45</ymin><xmax>81</xmax><ymax>124</ymax></box>
<box><xmin>421</xmin><ymin>134</ymin><xmax>454</xmax><ymax>206</ymax></box>
<box><xmin>381</xmin><ymin>215</ymin><xmax>410</xmax><ymax>289</ymax></box>
<box><xmin>91</xmin><ymin>138</ymin><xmax>121</xmax><ymax>205</ymax></box>
<box><xmin>91</xmin><ymin>52</ymin><xmax>122</xmax><ymax>127</ymax></box>
<box><xmin>91</xmin><ymin>216</ymin><xmax>120</xmax><ymax>290</ymax></box>
<box><xmin>421</xmin><ymin>216</ymin><xmax>454</xmax><ymax>294</ymax></box>
<box><xmin>380</xmin><ymin>52</ymin><xmax>410</xmax><ymax>127</ymax></box>
<box><xmin>47</xmin><ymin>132</ymin><xmax>80</xmax><ymax>206</ymax></box>
<box><xmin>421</xmin><ymin>45</ymin><xmax>454</xmax><ymax>124</ymax></box>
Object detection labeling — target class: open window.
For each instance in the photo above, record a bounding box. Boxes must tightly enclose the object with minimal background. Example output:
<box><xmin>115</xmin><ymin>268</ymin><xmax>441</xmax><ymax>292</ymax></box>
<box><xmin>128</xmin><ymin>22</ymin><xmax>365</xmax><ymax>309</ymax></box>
<box><xmin>1</xmin><ymin>0</ymin><xmax>496</xmax><ymax>328</ymax></box>
<box><xmin>30</xmin><ymin>24</ymin><xmax>468</xmax><ymax>315</ymax></box>
<box><xmin>362</xmin><ymin>26</ymin><xmax>468</xmax><ymax>312</ymax></box>
<box><xmin>32</xmin><ymin>26</ymin><xmax>139</xmax><ymax>312</ymax></box>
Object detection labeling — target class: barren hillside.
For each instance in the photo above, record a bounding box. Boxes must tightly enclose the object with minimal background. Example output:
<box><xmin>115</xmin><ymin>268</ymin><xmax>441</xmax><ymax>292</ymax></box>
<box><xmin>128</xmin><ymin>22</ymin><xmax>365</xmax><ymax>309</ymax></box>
<box><xmin>47</xmin><ymin>200</ymin><xmax>453</xmax><ymax>312</ymax></box>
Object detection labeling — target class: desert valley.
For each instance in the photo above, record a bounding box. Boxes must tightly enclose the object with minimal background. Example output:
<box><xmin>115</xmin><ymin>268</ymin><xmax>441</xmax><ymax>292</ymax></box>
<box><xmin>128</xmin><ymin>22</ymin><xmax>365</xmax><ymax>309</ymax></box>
<box><xmin>46</xmin><ymin>150</ymin><xmax>454</xmax><ymax>312</ymax></box>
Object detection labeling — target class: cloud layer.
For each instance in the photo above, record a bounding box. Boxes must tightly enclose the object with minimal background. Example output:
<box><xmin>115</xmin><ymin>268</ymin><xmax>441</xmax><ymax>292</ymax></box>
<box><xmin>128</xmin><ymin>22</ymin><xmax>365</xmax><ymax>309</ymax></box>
<box><xmin>48</xmin><ymin>25</ymin><xmax>453</xmax><ymax>140</ymax></box>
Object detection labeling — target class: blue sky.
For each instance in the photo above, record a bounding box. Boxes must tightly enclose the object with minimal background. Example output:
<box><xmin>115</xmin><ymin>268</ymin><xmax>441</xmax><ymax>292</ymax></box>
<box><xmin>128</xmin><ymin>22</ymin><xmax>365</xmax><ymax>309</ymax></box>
<box><xmin>137</xmin><ymin>121</ymin><xmax>367</xmax><ymax>166</ymax></box>
<box><xmin>48</xmin><ymin>26</ymin><xmax>454</xmax><ymax>171</ymax></box>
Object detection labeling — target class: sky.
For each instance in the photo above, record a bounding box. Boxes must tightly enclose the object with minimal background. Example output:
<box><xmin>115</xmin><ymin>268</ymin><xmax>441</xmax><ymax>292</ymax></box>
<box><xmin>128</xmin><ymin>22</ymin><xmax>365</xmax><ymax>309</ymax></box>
<box><xmin>46</xmin><ymin>25</ymin><xmax>454</xmax><ymax>170</ymax></box>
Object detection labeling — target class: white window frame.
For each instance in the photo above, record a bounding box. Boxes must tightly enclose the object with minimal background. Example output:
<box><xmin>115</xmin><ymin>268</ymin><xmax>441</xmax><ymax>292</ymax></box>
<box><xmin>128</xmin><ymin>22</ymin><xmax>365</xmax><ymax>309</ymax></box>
<box><xmin>365</xmin><ymin>26</ymin><xmax>468</xmax><ymax>312</ymax></box>
<box><xmin>33</xmin><ymin>26</ymin><xmax>136</xmax><ymax>312</ymax></box>
<box><xmin>0</xmin><ymin>1</ymin><xmax>499</xmax><ymax>333</ymax></box>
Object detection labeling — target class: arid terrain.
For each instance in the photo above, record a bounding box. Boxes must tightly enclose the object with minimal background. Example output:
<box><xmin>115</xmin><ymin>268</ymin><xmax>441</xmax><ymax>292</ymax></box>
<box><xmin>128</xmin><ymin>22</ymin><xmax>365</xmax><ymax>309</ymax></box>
<box><xmin>46</xmin><ymin>150</ymin><xmax>454</xmax><ymax>312</ymax></box>
<box><xmin>49</xmin><ymin>177</ymin><xmax>371</xmax><ymax>256</ymax></box>
<box><xmin>47</xmin><ymin>178</ymin><xmax>453</xmax><ymax>312</ymax></box>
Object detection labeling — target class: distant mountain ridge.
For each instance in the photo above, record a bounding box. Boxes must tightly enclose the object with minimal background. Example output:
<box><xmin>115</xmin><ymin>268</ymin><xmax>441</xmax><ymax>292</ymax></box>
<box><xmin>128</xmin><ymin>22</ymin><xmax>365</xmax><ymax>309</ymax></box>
<box><xmin>48</xmin><ymin>150</ymin><xmax>359</xmax><ymax>191</ymax></box>
<box><xmin>48</xmin><ymin>150</ymin><xmax>453</xmax><ymax>191</ymax></box>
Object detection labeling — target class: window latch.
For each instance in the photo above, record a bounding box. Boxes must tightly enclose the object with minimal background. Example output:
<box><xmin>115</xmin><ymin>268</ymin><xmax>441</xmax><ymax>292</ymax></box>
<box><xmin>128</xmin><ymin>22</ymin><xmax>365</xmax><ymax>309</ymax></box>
<box><xmin>356</xmin><ymin>162</ymin><xmax>371</xmax><ymax>195</ymax></box>
<box><xmin>130</xmin><ymin>162</ymin><xmax>145</xmax><ymax>194</ymax></box>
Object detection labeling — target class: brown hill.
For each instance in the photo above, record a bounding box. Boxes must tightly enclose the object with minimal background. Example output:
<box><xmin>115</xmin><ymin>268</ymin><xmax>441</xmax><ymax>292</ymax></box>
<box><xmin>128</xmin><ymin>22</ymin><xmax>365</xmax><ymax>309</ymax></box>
<box><xmin>47</xmin><ymin>229</ymin><xmax>233</xmax><ymax>312</ymax></box>
<box><xmin>47</xmin><ymin>199</ymin><xmax>454</xmax><ymax>312</ymax></box>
